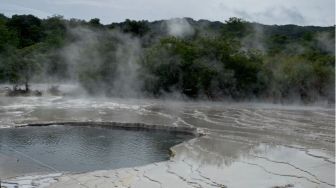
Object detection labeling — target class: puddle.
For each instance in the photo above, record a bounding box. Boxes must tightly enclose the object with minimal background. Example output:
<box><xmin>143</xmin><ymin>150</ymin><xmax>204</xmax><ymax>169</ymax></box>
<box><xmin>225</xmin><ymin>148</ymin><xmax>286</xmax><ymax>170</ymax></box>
<box><xmin>0</xmin><ymin>125</ymin><xmax>193</xmax><ymax>178</ymax></box>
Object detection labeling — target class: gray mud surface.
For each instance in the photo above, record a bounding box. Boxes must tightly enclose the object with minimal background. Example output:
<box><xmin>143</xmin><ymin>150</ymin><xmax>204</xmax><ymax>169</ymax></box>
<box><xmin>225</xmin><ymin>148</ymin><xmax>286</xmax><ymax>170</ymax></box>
<box><xmin>0</xmin><ymin>95</ymin><xmax>334</xmax><ymax>188</ymax></box>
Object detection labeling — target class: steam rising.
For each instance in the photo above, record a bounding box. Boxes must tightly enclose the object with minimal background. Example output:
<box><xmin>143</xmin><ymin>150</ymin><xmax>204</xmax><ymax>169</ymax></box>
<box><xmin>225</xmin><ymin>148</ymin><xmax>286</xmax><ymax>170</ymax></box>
<box><xmin>316</xmin><ymin>32</ymin><xmax>335</xmax><ymax>55</ymax></box>
<box><xmin>241</xmin><ymin>24</ymin><xmax>266</xmax><ymax>53</ymax></box>
<box><xmin>58</xmin><ymin>18</ymin><xmax>197</xmax><ymax>97</ymax></box>
<box><xmin>165</xmin><ymin>18</ymin><xmax>195</xmax><ymax>38</ymax></box>
<box><xmin>1</xmin><ymin>15</ymin><xmax>332</xmax><ymax>104</ymax></box>
<box><xmin>61</xmin><ymin>26</ymin><xmax>143</xmax><ymax>97</ymax></box>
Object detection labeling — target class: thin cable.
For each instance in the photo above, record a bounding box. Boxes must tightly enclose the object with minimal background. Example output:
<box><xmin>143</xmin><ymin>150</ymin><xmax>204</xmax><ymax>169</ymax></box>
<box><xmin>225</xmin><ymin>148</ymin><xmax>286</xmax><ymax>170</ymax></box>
<box><xmin>0</xmin><ymin>144</ymin><xmax>90</xmax><ymax>188</ymax></box>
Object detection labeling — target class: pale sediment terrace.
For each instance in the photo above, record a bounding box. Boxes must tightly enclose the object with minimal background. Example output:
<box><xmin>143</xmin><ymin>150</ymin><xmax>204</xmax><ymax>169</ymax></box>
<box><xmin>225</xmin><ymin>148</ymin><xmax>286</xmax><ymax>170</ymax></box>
<box><xmin>0</xmin><ymin>96</ymin><xmax>334</xmax><ymax>188</ymax></box>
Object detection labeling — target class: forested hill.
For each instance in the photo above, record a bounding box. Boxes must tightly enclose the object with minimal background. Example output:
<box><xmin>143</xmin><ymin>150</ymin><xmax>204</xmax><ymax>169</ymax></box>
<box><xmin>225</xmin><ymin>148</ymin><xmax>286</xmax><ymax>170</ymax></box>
<box><xmin>0</xmin><ymin>14</ymin><xmax>334</xmax><ymax>103</ymax></box>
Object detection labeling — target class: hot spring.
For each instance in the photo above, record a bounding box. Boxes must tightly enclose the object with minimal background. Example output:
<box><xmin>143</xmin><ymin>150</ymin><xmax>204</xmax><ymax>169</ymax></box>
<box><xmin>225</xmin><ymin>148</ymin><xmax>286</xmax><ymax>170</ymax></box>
<box><xmin>0</xmin><ymin>125</ymin><xmax>193</xmax><ymax>178</ymax></box>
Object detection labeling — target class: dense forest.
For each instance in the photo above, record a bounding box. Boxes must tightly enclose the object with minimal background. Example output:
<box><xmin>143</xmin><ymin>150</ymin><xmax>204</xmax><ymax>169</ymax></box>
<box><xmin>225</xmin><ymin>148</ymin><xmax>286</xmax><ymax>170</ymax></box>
<box><xmin>0</xmin><ymin>14</ymin><xmax>334</xmax><ymax>103</ymax></box>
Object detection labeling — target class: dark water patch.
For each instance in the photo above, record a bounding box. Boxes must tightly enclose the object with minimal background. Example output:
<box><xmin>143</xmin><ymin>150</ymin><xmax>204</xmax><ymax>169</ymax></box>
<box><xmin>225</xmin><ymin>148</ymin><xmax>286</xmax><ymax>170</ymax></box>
<box><xmin>0</xmin><ymin>125</ymin><xmax>193</xmax><ymax>178</ymax></box>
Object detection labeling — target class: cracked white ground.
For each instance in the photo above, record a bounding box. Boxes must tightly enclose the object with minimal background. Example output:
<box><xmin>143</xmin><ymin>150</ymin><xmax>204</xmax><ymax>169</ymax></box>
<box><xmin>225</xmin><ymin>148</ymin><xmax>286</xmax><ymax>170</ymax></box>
<box><xmin>0</xmin><ymin>95</ymin><xmax>334</xmax><ymax>188</ymax></box>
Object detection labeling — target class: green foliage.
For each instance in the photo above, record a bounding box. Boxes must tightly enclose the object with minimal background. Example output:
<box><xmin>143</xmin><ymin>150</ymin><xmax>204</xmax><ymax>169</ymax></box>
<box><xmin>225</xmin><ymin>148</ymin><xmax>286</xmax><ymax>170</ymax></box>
<box><xmin>89</xmin><ymin>18</ymin><xmax>101</xmax><ymax>26</ymax></box>
<box><xmin>7</xmin><ymin>14</ymin><xmax>44</xmax><ymax>48</ymax></box>
<box><xmin>262</xmin><ymin>54</ymin><xmax>334</xmax><ymax>102</ymax></box>
<box><xmin>111</xmin><ymin>19</ymin><xmax>149</xmax><ymax>37</ymax></box>
<box><xmin>43</xmin><ymin>16</ymin><xmax>66</xmax><ymax>47</ymax></box>
<box><xmin>222</xmin><ymin>17</ymin><xmax>251</xmax><ymax>38</ymax></box>
<box><xmin>143</xmin><ymin>36</ymin><xmax>266</xmax><ymax>98</ymax></box>
<box><xmin>0</xmin><ymin>14</ymin><xmax>334</xmax><ymax>102</ymax></box>
<box><xmin>0</xmin><ymin>16</ymin><xmax>19</xmax><ymax>51</ymax></box>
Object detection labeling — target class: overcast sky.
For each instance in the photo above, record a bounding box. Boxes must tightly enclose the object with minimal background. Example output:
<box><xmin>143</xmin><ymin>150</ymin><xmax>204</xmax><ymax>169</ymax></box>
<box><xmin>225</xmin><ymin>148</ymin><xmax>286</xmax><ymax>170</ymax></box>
<box><xmin>1</xmin><ymin>0</ymin><xmax>335</xmax><ymax>26</ymax></box>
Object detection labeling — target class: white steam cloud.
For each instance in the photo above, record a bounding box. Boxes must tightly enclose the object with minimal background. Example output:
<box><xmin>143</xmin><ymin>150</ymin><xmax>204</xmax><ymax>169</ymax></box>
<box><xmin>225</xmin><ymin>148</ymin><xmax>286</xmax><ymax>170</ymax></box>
<box><xmin>60</xmin><ymin>26</ymin><xmax>143</xmax><ymax>97</ymax></box>
<box><xmin>165</xmin><ymin>18</ymin><xmax>195</xmax><ymax>38</ymax></box>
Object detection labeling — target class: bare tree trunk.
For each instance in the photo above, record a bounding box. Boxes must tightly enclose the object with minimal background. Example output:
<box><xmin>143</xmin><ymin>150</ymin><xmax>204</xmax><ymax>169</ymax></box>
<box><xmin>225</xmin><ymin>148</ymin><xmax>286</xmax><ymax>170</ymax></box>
<box><xmin>25</xmin><ymin>81</ymin><xmax>29</xmax><ymax>92</ymax></box>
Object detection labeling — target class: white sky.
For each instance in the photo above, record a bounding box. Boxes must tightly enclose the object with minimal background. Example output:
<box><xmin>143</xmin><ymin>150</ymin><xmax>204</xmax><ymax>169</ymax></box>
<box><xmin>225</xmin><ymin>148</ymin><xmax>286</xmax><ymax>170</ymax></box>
<box><xmin>1</xmin><ymin>0</ymin><xmax>335</xmax><ymax>26</ymax></box>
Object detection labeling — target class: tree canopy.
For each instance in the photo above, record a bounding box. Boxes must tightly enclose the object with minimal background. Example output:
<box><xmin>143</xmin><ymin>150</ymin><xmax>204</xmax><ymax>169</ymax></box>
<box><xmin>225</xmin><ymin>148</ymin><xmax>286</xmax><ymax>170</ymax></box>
<box><xmin>0</xmin><ymin>14</ymin><xmax>334</xmax><ymax>102</ymax></box>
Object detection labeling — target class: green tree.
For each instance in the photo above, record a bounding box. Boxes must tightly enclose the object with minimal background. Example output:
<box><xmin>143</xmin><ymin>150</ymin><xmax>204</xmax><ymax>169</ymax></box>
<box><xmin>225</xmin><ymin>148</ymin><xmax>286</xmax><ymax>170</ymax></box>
<box><xmin>222</xmin><ymin>17</ymin><xmax>251</xmax><ymax>38</ymax></box>
<box><xmin>3</xmin><ymin>45</ymin><xmax>42</xmax><ymax>91</ymax></box>
<box><xmin>121</xmin><ymin>19</ymin><xmax>149</xmax><ymax>36</ymax></box>
<box><xmin>89</xmin><ymin>18</ymin><xmax>101</xmax><ymax>26</ymax></box>
<box><xmin>7</xmin><ymin>15</ymin><xmax>44</xmax><ymax>48</ymax></box>
<box><xmin>0</xmin><ymin>15</ymin><xmax>19</xmax><ymax>51</ymax></box>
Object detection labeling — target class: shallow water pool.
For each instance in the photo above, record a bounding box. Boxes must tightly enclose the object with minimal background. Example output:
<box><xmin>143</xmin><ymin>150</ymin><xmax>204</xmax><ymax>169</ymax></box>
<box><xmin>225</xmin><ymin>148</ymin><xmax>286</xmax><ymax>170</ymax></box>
<box><xmin>0</xmin><ymin>125</ymin><xmax>193</xmax><ymax>178</ymax></box>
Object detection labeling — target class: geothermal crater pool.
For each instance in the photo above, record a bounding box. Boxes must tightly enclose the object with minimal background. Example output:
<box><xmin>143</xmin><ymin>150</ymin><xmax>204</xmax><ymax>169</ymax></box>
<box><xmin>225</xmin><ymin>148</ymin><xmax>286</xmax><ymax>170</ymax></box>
<box><xmin>0</xmin><ymin>95</ymin><xmax>334</xmax><ymax>187</ymax></box>
<box><xmin>0</xmin><ymin>125</ymin><xmax>193</xmax><ymax>178</ymax></box>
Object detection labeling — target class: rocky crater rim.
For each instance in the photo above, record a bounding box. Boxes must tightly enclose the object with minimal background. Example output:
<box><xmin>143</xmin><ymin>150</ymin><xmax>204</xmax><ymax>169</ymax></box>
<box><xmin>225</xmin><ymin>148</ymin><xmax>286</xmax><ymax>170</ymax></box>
<box><xmin>16</xmin><ymin>121</ymin><xmax>202</xmax><ymax>137</ymax></box>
